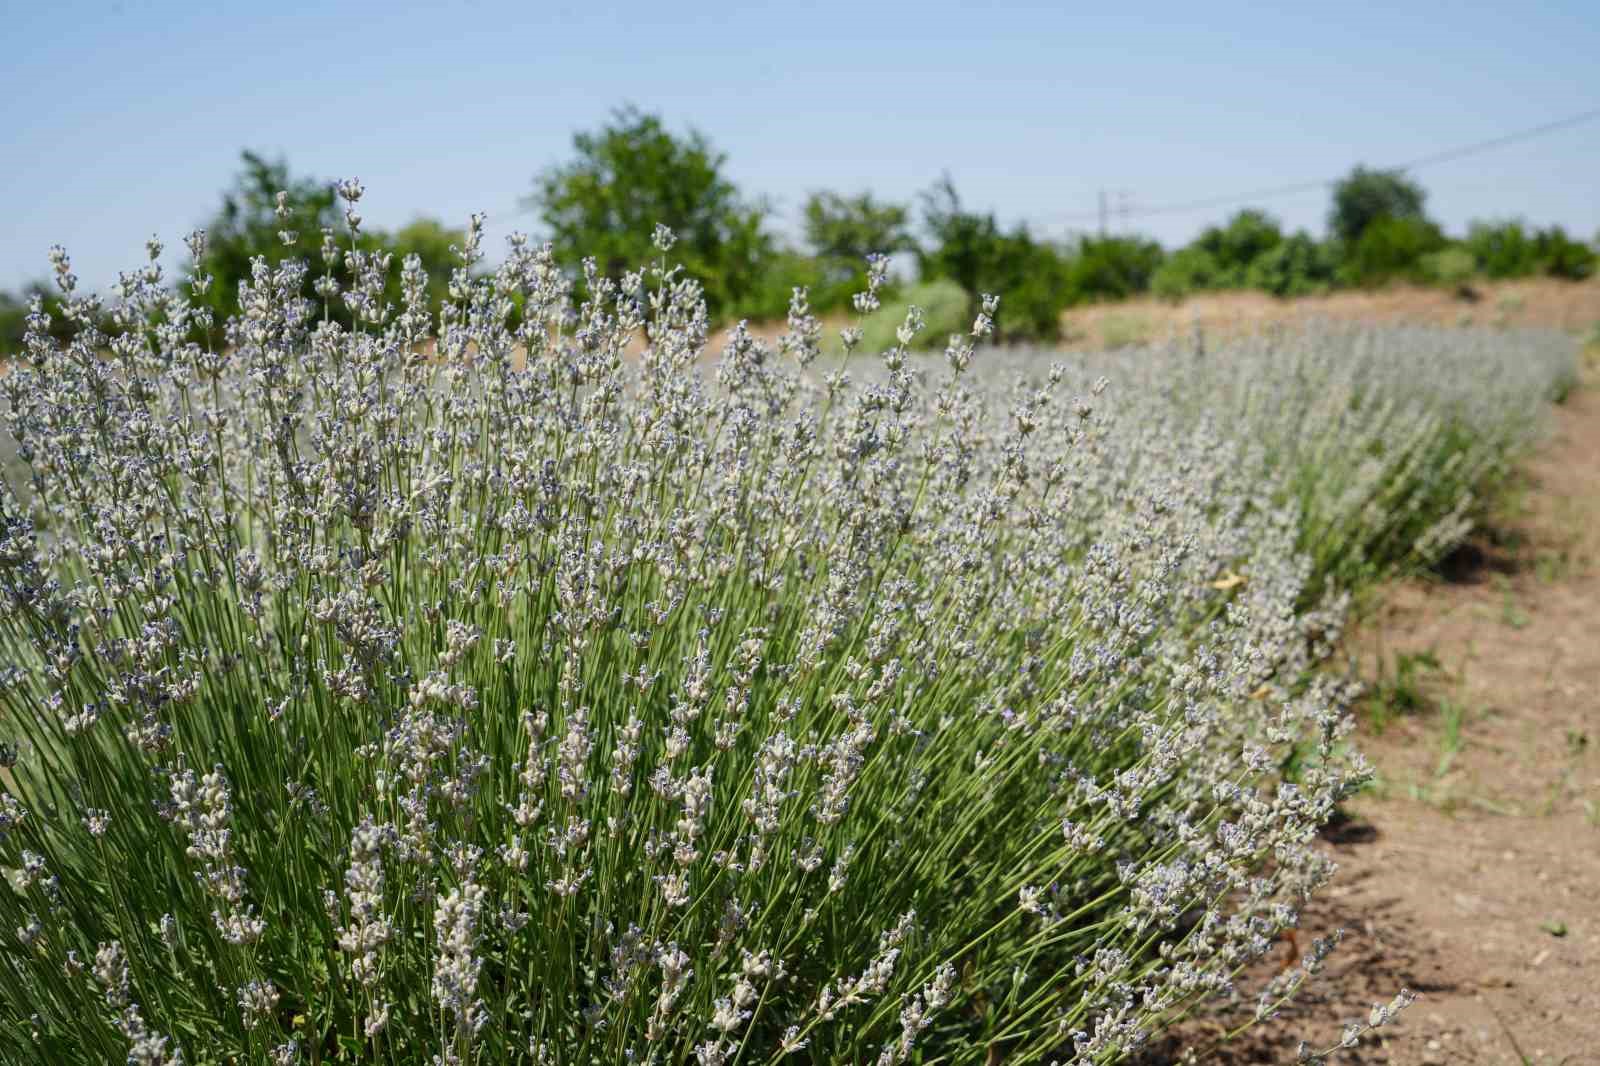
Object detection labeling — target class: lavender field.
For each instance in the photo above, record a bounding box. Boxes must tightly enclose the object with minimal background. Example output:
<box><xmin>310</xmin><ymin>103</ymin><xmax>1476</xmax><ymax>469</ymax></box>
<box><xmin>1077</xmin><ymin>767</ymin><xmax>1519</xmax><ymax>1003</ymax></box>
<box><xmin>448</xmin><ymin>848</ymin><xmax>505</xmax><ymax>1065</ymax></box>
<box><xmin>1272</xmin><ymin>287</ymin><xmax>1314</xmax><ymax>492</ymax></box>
<box><xmin>0</xmin><ymin>197</ymin><xmax>1579</xmax><ymax>1064</ymax></box>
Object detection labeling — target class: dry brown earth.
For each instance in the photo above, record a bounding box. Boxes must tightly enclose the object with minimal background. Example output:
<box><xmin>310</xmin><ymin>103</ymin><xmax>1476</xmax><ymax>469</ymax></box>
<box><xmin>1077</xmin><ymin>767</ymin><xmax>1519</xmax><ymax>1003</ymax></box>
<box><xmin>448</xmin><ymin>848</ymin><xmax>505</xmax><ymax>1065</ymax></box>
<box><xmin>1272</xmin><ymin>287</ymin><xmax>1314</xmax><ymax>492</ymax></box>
<box><xmin>1052</xmin><ymin>277</ymin><xmax>1600</xmax><ymax>349</ymax></box>
<box><xmin>740</xmin><ymin>275</ymin><xmax>1600</xmax><ymax>351</ymax></box>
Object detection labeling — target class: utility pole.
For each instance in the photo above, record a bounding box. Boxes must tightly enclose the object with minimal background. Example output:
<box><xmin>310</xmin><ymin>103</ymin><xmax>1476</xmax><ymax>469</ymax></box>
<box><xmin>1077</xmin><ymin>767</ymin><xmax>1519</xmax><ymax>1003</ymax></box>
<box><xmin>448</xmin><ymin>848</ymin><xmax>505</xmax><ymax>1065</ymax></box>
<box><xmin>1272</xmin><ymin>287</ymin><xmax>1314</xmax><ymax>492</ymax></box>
<box><xmin>1098</xmin><ymin>189</ymin><xmax>1108</xmax><ymax>237</ymax></box>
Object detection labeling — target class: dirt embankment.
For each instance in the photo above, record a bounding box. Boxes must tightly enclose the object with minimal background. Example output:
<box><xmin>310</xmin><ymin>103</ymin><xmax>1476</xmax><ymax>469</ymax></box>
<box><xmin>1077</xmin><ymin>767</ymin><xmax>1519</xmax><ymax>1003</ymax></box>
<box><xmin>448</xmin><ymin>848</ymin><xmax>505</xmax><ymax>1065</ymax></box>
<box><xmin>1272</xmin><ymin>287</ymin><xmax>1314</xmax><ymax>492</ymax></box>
<box><xmin>1052</xmin><ymin>277</ymin><xmax>1600</xmax><ymax>350</ymax></box>
<box><xmin>739</xmin><ymin>275</ymin><xmax>1600</xmax><ymax>354</ymax></box>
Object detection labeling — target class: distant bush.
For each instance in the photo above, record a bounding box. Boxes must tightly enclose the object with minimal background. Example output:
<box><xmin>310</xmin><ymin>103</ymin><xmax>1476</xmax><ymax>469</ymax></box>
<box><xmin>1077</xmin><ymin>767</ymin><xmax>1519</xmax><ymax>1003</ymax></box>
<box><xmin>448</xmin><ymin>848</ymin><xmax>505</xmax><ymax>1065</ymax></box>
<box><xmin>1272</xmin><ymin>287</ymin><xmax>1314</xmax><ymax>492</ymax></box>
<box><xmin>1245</xmin><ymin>232</ymin><xmax>1338</xmax><ymax>297</ymax></box>
<box><xmin>1531</xmin><ymin>226</ymin><xmax>1596</xmax><ymax>280</ymax></box>
<box><xmin>1465</xmin><ymin>219</ymin><xmax>1539</xmax><ymax>279</ymax></box>
<box><xmin>1339</xmin><ymin>216</ymin><xmax>1447</xmax><ymax>286</ymax></box>
<box><xmin>1420</xmin><ymin>246</ymin><xmax>1477</xmax><ymax>291</ymax></box>
<box><xmin>1064</xmin><ymin>234</ymin><xmax>1165</xmax><ymax>303</ymax></box>
<box><xmin>917</xmin><ymin>177</ymin><xmax>1076</xmax><ymax>341</ymax></box>
<box><xmin>0</xmin><ymin>282</ymin><xmax>73</xmax><ymax>355</ymax></box>
<box><xmin>1150</xmin><ymin>246</ymin><xmax>1221</xmax><ymax>301</ymax></box>
<box><xmin>725</xmin><ymin>248</ymin><xmax>832</xmax><ymax>323</ymax></box>
<box><xmin>1149</xmin><ymin>211</ymin><xmax>1293</xmax><ymax>301</ymax></box>
<box><xmin>1461</xmin><ymin>220</ymin><xmax>1595</xmax><ymax>283</ymax></box>
<box><xmin>1193</xmin><ymin>209</ymin><xmax>1284</xmax><ymax>281</ymax></box>
<box><xmin>385</xmin><ymin>218</ymin><xmax>469</xmax><ymax>319</ymax></box>
<box><xmin>851</xmin><ymin>277</ymin><xmax>969</xmax><ymax>353</ymax></box>
<box><xmin>916</xmin><ymin>176</ymin><xmax>1009</xmax><ymax>320</ymax></box>
<box><xmin>188</xmin><ymin>150</ymin><xmax>341</xmax><ymax>326</ymax></box>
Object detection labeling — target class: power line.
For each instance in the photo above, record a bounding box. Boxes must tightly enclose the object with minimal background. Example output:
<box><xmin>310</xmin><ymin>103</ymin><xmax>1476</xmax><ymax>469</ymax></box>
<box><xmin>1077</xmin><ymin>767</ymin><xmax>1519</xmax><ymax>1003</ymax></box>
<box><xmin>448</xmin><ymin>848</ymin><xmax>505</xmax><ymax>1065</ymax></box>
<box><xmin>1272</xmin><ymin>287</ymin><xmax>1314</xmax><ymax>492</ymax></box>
<box><xmin>1390</xmin><ymin>106</ymin><xmax>1600</xmax><ymax>171</ymax></box>
<box><xmin>1043</xmin><ymin>105</ymin><xmax>1600</xmax><ymax>225</ymax></box>
<box><xmin>481</xmin><ymin>106</ymin><xmax>1600</xmax><ymax>235</ymax></box>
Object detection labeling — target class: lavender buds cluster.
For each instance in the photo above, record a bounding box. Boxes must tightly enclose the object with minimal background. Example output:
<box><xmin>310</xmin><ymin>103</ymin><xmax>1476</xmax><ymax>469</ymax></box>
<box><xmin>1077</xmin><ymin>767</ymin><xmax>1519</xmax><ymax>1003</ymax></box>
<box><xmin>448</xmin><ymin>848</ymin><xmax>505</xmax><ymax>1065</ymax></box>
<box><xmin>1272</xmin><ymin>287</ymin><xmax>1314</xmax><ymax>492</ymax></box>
<box><xmin>0</xmin><ymin>190</ymin><xmax>1571</xmax><ymax>1065</ymax></box>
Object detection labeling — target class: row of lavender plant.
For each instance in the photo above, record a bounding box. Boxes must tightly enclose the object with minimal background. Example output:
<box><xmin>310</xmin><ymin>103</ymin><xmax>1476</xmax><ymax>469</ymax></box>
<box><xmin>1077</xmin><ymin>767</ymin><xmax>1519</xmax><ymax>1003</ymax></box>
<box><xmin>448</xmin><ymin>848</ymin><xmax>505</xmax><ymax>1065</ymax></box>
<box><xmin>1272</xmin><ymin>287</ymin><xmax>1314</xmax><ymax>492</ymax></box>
<box><xmin>0</xmin><ymin>186</ymin><xmax>1572</xmax><ymax>1065</ymax></box>
<box><xmin>1010</xmin><ymin>322</ymin><xmax>1574</xmax><ymax>600</ymax></box>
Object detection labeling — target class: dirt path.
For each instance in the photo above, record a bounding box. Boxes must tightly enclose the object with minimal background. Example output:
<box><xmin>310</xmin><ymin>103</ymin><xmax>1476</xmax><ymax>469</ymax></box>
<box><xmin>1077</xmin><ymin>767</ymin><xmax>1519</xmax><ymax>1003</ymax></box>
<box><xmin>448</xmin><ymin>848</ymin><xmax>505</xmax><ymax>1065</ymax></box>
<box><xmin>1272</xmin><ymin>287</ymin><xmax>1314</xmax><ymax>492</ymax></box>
<box><xmin>1164</xmin><ymin>359</ymin><xmax>1600</xmax><ymax>1065</ymax></box>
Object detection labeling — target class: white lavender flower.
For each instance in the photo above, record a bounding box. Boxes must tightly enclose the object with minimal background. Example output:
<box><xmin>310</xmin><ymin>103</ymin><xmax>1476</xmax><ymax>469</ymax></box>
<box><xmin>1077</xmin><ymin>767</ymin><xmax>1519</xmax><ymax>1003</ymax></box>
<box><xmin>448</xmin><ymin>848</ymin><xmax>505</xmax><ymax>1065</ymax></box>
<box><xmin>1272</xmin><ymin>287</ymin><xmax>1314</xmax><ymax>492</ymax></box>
<box><xmin>0</xmin><ymin>203</ymin><xmax>1570</xmax><ymax>1065</ymax></box>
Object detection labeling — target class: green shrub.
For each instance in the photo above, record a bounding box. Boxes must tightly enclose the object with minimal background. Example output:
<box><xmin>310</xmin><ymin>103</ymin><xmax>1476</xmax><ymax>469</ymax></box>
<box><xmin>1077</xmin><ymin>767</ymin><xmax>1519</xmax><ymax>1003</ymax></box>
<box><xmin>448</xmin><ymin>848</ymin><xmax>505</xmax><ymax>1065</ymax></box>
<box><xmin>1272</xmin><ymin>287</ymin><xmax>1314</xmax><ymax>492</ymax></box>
<box><xmin>1244</xmin><ymin>232</ymin><xmax>1338</xmax><ymax>298</ymax></box>
<box><xmin>1193</xmin><ymin>209</ymin><xmax>1284</xmax><ymax>282</ymax></box>
<box><xmin>997</xmin><ymin>238</ymin><xmax>1074</xmax><ymax>341</ymax></box>
<box><xmin>1420</xmin><ymin>246</ymin><xmax>1477</xmax><ymax>289</ymax></box>
<box><xmin>1063</xmin><ymin>235</ymin><xmax>1164</xmax><ymax>303</ymax></box>
<box><xmin>1339</xmin><ymin>216</ymin><xmax>1446</xmax><ymax>286</ymax></box>
<box><xmin>0</xmin><ymin>283</ymin><xmax>74</xmax><ymax>356</ymax></box>
<box><xmin>1459</xmin><ymin>220</ymin><xmax>1593</xmax><ymax>282</ymax></box>
<box><xmin>851</xmin><ymin>278</ymin><xmax>968</xmax><ymax>353</ymax></box>
<box><xmin>1532</xmin><ymin>226</ymin><xmax>1596</xmax><ymax>281</ymax></box>
<box><xmin>189</xmin><ymin>150</ymin><xmax>341</xmax><ymax>326</ymax></box>
<box><xmin>1465</xmin><ymin>219</ymin><xmax>1538</xmax><ymax>278</ymax></box>
<box><xmin>385</xmin><ymin>218</ymin><xmax>469</xmax><ymax>320</ymax></box>
<box><xmin>726</xmin><ymin>248</ymin><xmax>832</xmax><ymax>323</ymax></box>
<box><xmin>917</xmin><ymin>178</ymin><xmax>1075</xmax><ymax>342</ymax></box>
<box><xmin>1150</xmin><ymin>246</ymin><xmax>1223</xmax><ymax>302</ymax></box>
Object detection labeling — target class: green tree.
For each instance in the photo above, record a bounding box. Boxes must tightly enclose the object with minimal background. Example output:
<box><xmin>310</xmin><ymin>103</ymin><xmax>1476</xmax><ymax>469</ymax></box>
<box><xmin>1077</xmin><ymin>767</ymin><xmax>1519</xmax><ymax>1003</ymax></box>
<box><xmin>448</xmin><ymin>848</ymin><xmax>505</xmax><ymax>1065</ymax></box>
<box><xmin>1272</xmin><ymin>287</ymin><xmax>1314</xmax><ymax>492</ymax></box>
<box><xmin>191</xmin><ymin>150</ymin><xmax>341</xmax><ymax>324</ymax></box>
<box><xmin>1149</xmin><ymin>210</ymin><xmax>1284</xmax><ymax>300</ymax></box>
<box><xmin>801</xmin><ymin>190</ymin><xmax>916</xmax><ymax>310</ymax></box>
<box><xmin>917</xmin><ymin>176</ymin><xmax>1073</xmax><ymax>340</ymax></box>
<box><xmin>527</xmin><ymin>107</ymin><xmax>774</xmax><ymax>319</ymax></box>
<box><xmin>917</xmin><ymin>175</ymin><xmax>1006</xmax><ymax>324</ymax></box>
<box><xmin>1328</xmin><ymin>165</ymin><xmax>1428</xmax><ymax>245</ymax></box>
<box><xmin>0</xmin><ymin>282</ymin><xmax>74</xmax><ymax>355</ymax></box>
<box><xmin>386</xmin><ymin>217</ymin><xmax>467</xmax><ymax>318</ymax></box>
<box><xmin>190</xmin><ymin>152</ymin><xmax>463</xmax><ymax>333</ymax></box>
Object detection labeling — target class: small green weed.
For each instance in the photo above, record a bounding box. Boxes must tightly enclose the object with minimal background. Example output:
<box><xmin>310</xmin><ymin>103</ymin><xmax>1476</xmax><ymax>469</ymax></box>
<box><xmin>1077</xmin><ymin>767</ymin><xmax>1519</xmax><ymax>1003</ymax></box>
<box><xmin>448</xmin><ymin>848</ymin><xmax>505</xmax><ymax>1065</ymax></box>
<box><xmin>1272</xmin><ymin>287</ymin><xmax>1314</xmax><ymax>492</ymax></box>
<box><xmin>1494</xmin><ymin>575</ymin><xmax>1530</xmax><ymax>628</ymax></box>
<box><xmin>1364</xmin><ymin>649</ymin><xmax>1442</xmax><ymax>732</ymax></box>
<box><xmin>1435</xmin><ymin>697</ymin><xmax>1467</xmax><ymax>777</ymax></box>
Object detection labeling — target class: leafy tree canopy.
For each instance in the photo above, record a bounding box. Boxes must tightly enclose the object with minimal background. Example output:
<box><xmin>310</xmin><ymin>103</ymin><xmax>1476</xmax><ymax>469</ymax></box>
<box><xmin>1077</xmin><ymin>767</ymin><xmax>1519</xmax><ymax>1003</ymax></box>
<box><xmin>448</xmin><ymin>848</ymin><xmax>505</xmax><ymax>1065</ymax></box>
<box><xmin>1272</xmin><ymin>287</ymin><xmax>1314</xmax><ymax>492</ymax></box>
<box><xmin>527</xmin><ymin>106</ymin><xmax>774</xmax><ymax>318</ymax></box>
<box><xmin>1328</xmin><ymin>165</ymin><xmax>1428</xmax><ymax>245</ymax></box>
<box><xmin>1194</xmin><ymin>209</ymin><xmax>1284</xmax><ymax>274</ymax></box>
<box><xmin>191</xmin><ymin>151</ymin><xmax>340</xmax><ymax>323</ymax></box>
<box><xmin>803</xmin><ymin>190</ymin><xmax>916</xmax><ymax>270</ymax></box>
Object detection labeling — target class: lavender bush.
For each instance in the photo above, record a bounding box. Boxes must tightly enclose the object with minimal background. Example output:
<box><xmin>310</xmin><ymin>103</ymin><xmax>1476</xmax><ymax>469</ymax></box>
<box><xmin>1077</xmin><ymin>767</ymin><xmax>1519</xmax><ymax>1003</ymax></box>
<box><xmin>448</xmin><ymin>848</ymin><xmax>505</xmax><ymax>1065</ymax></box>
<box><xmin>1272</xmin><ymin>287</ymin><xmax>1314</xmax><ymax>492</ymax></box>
<box><xmin>0</xmin><ymin>186</ymin><xmax>1573</xmax><ymax>1065</ymax></box>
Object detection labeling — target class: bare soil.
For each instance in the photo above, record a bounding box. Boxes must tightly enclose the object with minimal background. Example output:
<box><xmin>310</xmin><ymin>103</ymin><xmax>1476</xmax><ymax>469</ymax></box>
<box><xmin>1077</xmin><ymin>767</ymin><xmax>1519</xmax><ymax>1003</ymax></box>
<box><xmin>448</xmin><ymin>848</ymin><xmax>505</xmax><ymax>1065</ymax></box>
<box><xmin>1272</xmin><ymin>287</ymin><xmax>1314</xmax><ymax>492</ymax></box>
<box><xmin>1155</xmin><ymin>349</ymin><xmax>1600</xmax><ymax>1064</ymax></box>
<box><xmin>740</xmin><ymin>275</ymin><xmax>1600</xmax><ymax>353</ymax></box>
<box><xmin>1052</xmin><ymin>277</ymin><xmax>1600</xmax><ymax>349</ymax></box>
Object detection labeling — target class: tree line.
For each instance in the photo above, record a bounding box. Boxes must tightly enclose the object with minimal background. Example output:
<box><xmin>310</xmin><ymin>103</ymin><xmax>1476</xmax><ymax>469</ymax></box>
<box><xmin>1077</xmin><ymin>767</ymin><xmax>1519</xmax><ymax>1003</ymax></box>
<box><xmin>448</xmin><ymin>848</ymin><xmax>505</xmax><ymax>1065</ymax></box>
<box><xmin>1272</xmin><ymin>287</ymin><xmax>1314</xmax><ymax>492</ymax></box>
<box><xmin>4</xmin><ymin>106</ymin><xmax>1595</xmax><ymax>353</ymax></box>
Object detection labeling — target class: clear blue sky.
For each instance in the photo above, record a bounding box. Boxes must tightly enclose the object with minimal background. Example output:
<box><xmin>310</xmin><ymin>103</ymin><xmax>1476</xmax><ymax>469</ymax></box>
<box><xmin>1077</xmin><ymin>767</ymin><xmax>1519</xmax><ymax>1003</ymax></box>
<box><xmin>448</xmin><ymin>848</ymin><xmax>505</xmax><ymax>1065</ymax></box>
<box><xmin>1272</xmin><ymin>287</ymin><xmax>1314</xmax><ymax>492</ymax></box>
<box><xmin>4</xmin><ymin>0</ymin><xmax>1597</xmax><ymax>292</ymax></box>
